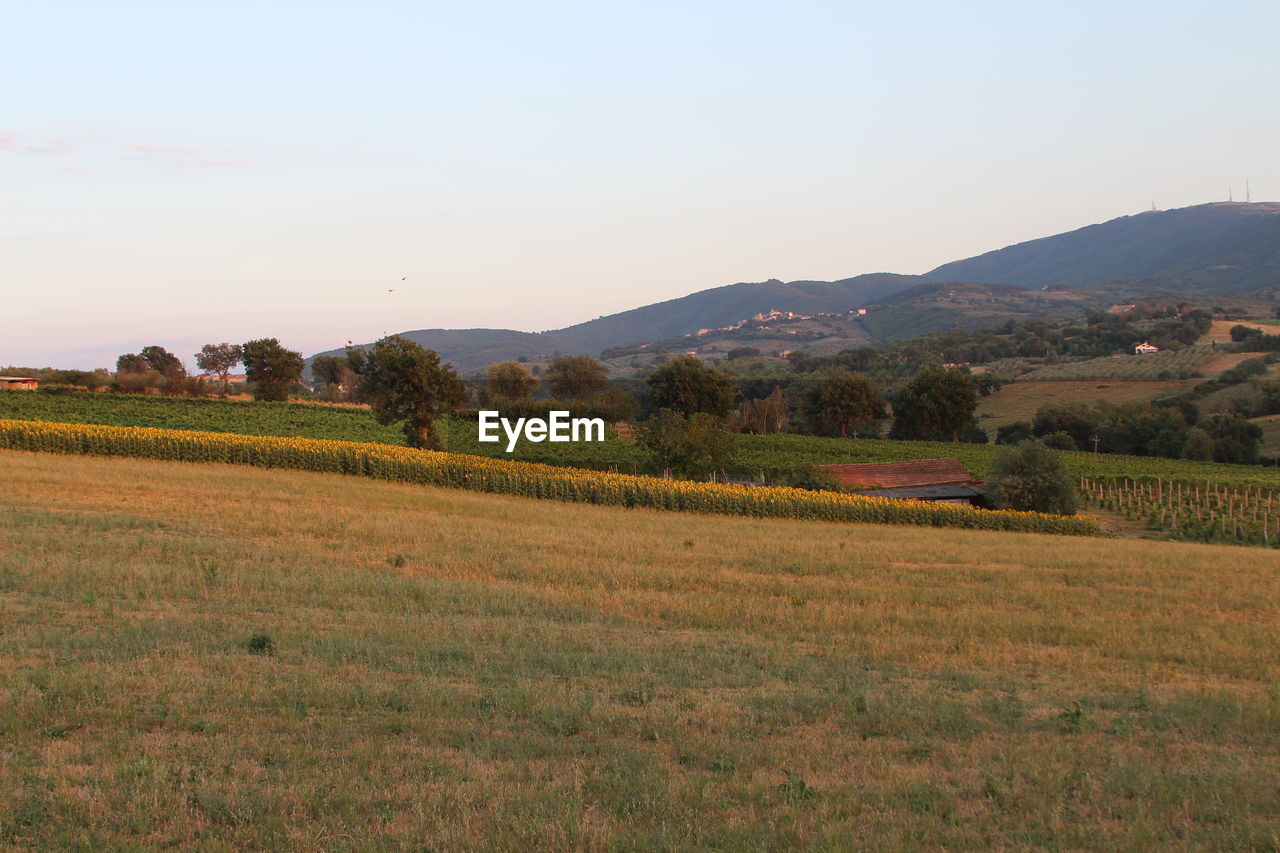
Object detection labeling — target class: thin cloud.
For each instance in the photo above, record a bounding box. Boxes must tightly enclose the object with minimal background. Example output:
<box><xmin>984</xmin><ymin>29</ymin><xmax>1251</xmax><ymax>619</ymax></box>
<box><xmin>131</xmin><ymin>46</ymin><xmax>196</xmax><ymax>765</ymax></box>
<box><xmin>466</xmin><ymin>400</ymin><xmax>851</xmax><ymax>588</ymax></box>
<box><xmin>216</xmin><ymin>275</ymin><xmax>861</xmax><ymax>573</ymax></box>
<box><xmin>189</xmin><ymin>158</ymin><xmax>252</xmax><ymax>168</ymax></box>
<box><xmin>123</xmin><ymin>141</ymin><xmax>253</xmax><ymax>168</ymax></box>
<box><xmin>123</xmin><ymin>143</ymin><xmax>202</xmax><ymax>156</ymax></box>
<box><xmin>3</xmin><ymin>129</ymin><xmax>254</xmax><ymax>168</ymax></box>
<box><xmin>0</xmin><ymin>130</ymin><xmax>75</xmax><ymax>154</ymax></box>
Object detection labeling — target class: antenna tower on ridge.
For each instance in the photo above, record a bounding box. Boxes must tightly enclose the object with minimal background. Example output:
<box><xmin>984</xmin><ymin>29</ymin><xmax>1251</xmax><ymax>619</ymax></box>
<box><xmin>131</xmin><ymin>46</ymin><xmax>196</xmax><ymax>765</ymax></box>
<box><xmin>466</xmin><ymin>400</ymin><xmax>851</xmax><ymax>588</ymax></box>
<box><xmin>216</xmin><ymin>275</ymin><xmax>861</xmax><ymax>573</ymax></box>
<box><xmin>1246</xmin><ymin>179</ymin><xmax>1251</xmax><ymax>203</ymax></box>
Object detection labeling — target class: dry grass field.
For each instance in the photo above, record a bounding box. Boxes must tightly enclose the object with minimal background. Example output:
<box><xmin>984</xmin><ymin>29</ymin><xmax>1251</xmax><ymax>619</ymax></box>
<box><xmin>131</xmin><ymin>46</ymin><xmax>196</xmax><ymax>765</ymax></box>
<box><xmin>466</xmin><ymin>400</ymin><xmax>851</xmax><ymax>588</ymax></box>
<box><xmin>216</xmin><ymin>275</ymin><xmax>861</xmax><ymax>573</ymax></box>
<box><xmin>1198</xmin><ymin>320</ymin><xmax>1276</xmax><ymax>347</ymax></box>
<box><xmin>1250</xmin><ymin>415</ymin><xmax>1280</xmax><ymax>462</ymax></box>
<box><xmin>976</xmin><ymin>380</ymin><xmax>1198</xmax><ymax>431</ymax></box>
<box><xmin>2</xmin><ymin>449</ymin><xmax>1279</xmax><ymax>849</ymax></box>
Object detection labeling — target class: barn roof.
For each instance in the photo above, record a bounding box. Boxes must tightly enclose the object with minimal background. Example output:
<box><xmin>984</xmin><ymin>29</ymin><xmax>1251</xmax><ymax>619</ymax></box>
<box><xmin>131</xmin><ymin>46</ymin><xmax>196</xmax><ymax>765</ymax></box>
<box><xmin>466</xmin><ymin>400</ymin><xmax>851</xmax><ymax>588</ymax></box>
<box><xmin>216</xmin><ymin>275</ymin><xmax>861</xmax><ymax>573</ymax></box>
<box><xmin>819</xmin><ymin>458</ymin><xmax>975</xmax><ymax>489</ymax></box>
<box><xmin>854</xmin><ymin>484</ymin><xmax>986</xmax><ymax>501</ymax></box>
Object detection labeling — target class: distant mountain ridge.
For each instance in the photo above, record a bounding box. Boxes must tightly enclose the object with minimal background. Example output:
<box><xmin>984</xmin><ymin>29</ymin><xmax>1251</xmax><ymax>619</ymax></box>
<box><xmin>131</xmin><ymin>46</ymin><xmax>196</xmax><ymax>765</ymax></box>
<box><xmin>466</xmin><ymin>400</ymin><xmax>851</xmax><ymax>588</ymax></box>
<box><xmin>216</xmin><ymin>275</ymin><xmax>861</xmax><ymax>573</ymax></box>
<box><xmin>315</xmin><ymin>273</ymin><xmax>923</xmax><ymax>370</ymax></box>
<box><xmin>548</xmin><ymin>273</ymin><xmax>919</xmax><ymax>354</ymax></box>
<box><xmin>925</xmin><ymin>202</ymin><xmax>1280</xmax><ymax>292</ymax></box>
<box><xmin>316</xmin><ymin>201</ymin><xmax>1280</xmax><ymax>371</ymax></box>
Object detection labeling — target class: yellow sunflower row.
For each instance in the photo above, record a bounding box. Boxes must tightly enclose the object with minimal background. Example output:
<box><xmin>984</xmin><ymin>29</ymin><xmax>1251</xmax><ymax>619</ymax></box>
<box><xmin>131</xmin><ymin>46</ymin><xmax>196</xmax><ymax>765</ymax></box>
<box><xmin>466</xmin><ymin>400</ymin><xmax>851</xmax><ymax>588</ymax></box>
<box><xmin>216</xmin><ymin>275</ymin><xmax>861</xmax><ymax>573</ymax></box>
<box><xmin>0</xmin><ymin>418</ymin><xmax>1102</xmax><ymax>536</ymax></box>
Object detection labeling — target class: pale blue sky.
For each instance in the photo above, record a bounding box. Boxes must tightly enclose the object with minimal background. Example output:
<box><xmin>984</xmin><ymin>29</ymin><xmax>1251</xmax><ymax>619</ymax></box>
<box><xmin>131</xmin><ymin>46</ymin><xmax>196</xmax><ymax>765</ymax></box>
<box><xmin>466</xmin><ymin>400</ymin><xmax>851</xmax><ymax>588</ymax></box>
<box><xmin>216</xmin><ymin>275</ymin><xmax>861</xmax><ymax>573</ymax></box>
<box><xmin>3</xmin><ymin>0</ymin><xmax>1277</xmax><ymax>369</ymax></box>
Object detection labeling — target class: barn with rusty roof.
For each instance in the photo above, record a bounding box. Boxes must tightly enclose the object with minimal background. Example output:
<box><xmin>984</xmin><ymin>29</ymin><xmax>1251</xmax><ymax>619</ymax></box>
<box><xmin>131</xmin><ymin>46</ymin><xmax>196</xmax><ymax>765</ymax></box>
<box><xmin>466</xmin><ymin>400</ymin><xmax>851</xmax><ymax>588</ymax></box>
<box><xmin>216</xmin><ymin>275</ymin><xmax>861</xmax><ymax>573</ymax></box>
<box><xmin>818</xmin><ymin>458</ymin><xmax>987</xmax><ymax>506</ymax></box>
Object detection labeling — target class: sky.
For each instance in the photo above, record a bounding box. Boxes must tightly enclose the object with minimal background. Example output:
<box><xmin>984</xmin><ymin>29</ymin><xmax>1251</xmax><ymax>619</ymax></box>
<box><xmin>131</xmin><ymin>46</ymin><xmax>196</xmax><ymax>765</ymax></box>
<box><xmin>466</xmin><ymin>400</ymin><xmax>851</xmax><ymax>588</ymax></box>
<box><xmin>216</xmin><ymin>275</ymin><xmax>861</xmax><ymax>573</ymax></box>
<box><xmin>3</xmin><ymin>0</ymin><xmax>1278</xmax><ymax>370</ymax></box>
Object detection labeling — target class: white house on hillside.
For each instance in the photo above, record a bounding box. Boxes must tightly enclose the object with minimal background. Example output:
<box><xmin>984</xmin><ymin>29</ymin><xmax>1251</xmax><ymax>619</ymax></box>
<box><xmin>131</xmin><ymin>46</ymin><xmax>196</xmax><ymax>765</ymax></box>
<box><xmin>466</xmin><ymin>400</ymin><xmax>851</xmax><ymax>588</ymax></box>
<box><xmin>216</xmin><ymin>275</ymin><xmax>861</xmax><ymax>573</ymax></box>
<box><xmin>1134</xmin><ymin>341</ymin><xmax>1160</xmax><ymax>354</ymax></box>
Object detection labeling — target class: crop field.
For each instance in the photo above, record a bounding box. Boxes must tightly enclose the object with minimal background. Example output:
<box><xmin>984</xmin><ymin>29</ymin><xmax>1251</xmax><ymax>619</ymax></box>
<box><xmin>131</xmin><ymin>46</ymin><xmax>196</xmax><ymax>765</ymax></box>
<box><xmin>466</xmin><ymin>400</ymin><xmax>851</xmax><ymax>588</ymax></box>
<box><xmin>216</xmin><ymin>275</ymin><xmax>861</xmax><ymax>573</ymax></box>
<box><xmin>0</xmin><ymin>420</ymin><xmax>1099</xmax><ymax>536</ymax></box>
<box><xmin>0</xmin><ymin>391</ymin><xmax>404</xmax><ymax>444</ymax></box>
<box><xmin>0</xmin><ymin>391</ymin><xmax>644</xmax><ymax>471</ymax></box>
<box><xmin>2</xmin><ymin>450</ymin><xmax>1279</xmax><ymax>848</ymax></box>
<box><xmin>1017</xmin><ymin>346</ymin><xmax>1217</xmax><ymax>382</ymax></box>
<box><xmin>1080</xmin><ymin>475</ymin><xmax>1280</xmax><ymax>547</ymax></box>
<box><xmin>9</xmin><ymin>390</ymin><xmax>1280</xmax><ymax>492</ymax></box>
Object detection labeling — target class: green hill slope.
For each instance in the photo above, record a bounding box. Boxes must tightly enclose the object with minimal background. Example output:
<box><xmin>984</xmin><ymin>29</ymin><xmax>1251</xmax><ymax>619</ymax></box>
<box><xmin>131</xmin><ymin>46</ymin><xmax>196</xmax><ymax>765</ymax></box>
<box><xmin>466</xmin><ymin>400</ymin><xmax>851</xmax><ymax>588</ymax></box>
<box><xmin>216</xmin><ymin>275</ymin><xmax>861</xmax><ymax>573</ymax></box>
<box><xmin>926</xmin><ymin>202</ymin><xmax>1280</xmax><ymax>293</ymax></box>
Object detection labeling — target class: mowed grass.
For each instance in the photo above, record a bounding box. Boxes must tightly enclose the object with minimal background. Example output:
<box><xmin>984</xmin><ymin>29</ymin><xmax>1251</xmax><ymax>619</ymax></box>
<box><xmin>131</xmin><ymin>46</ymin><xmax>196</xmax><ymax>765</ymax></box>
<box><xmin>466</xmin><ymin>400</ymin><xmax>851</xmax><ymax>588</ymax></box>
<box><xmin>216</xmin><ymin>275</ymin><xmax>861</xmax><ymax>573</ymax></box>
<box><xmin>2</xmin><ymin>451</ymin><xmax>1279</xmax><ymax>850</ymax></box>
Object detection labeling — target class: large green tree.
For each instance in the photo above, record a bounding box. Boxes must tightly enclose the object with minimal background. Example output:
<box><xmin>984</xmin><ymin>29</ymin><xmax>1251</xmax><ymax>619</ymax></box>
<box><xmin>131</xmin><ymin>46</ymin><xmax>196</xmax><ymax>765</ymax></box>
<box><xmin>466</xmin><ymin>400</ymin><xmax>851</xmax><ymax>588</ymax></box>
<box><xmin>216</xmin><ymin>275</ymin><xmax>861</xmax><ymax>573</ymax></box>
<box><xmin>310</xmin><ymin>354</ymin><xmax>350</xmax><ymax>387</ymax></box>
<box><xmin>806</xmin><ymin>370</ymin><xmax>885</xmax><ymax>437</ymax></box>
<box><xmin>738</xmin><ymin>385</ymin><xmax>792</xmax><ymax>434</ymax></box>
<box><xmin>889</xmin><ymin>367</ymin><xmax>979</xmax><ymax>442</ymax></box>
<box><xmin>487</xmin><ymin>360</ymin><xmax>539</xmax><ymax>401</ymax></box>
<box><xmin>639</xmin><ymin>410</ymin><xmax>737</xmax><ymax>478</ymax></box>
<box><xmin>115</xmin><ymin>353</ymin><xmax>148</xmax><ymax>374</ymax></box>
<box><xmin>646</xmin><ymin>355</ymin><xmax>735</xmax><ymax>418</ymax></box>
<box><xmin>347</xmin><ymin>335</ymin><xmax>466</xmax><ymax>449</ymax></box>
<box><xmin>1204</xmin><ymin>413</ymin><xmax>1263</xmax><ymax>464</ymax></box>
<box><xmin>195</xmin><ymin>343</ymin><xmax>243</xmax><ymax>396</ymax></box>
<box><xmin>986</xmin><ymin>440</ymin><xmax>1077</xmax><ymax>515</ymax></box>
<box><xmin>140</xmin><ymin>345</ymin><xmax>186</xmax><ymax>380</ymax></box>
<box><xmin>242</xmin><ymin>338</ymin><xmax>305</xmax><ymax>402</ymax></box>
<box><xmin>545</xmin><ymin>355</ymin><xmax>609</xmax><ymax>403</ymax></box>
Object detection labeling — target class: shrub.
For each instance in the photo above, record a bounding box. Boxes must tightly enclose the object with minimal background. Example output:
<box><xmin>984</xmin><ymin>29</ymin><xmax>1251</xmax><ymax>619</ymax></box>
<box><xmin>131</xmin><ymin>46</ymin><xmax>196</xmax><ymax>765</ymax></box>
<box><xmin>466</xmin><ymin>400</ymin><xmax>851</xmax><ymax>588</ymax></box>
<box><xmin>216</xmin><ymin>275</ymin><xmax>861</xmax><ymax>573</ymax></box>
<box><xmin>995</xmin><ymin>421</ymin><xmax>1034</xmax><ymax>446</ymax></box>
<box><xmin>1182</xmin><ymin>427</ymin><xmax>1214</xmax><ymax>461</ymax></box>
<box><xmin>987</xmin><ymin>440</ymin><xmax>1077</xmax><ymax>515</ymax></box>
<box><xmin>639</xmin><ymin>410</ymin><xmax>736</xmax><ymax>477</ymax></box>
<box><xmin>246</xmin><ymin>633</ymin><xmax>276</xmax><ymax>656</ymax></box>
<box><xmin>1041</xmin><ymin>432</ymin><xmax>1078</xmax><ymax>451</ymax></box>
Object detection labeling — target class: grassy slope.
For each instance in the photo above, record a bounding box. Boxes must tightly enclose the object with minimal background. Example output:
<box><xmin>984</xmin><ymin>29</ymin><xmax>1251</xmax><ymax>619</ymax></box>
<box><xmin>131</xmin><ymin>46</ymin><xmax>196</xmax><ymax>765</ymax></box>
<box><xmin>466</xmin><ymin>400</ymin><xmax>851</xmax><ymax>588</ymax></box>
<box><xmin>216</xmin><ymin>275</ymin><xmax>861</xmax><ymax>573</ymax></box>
<box><xmin>2</xmin><ymin>450</ymin><xmax>1279</xmax><ymax>849</ymax></box>
<box><xmin>1250</xmin><ymin>415</ymin><xmax>1280</xmax><ymax>460</ymax></box>
<box><xmin>976</xmin><ymin>380</ymin><xmax>1199</xmax><ymax>431</ymax></box>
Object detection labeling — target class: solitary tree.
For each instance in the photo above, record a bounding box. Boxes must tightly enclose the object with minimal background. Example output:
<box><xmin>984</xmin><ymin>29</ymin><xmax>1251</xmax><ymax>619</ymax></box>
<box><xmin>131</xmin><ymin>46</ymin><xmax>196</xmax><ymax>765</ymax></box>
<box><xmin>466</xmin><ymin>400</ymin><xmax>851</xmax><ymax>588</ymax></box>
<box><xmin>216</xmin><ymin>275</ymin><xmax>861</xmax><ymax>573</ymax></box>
<box><xmin>310</xmin><ymin>354</ymin><xmax>350</xmax><ymax>387</ymax></box>
<box><xmin>738</xmin><ymin>385</ymin><xmax>792</xmax><ymax>434</ymax></box>
<box><xmin>195</xmin><ymin>343</ymin><xmax>243</xmax><ymax>396</ymax></box>
<box><xmin>140</xmin><ymin>345</ymin><xmax>186</xmax><ymax>380</ymax></box>
<box><xmin>996</xmin><ymin>421</ymin><xmax>1034</xmax><ymax>445</ymax></box>
<box><xmin>806</xmin><ymin>370</ymin><xmax>885</xmax><ymax>437</ymax></box>
<box><xmin>487</xmin><ymin>360</ymin><xmax>539</xmax><ymax>401</ymax></box>
<box><xmin>890</xmin><ymin>367</ymin><xmax>979</xmax><ymax>442</ymax></box>
<box><xmin>347</xmin><ymin>335</ymin><xmax>465</xmax><ymax>449</ymax></box>
<box><xmin>1182</xmin><ymin>426</ymin><xmax>1214</xmax><ymax>461</ymax></box>
<box><xmin>115</xmin><ymin>353</ymin><xmax>148</xmax><ymax>374</ymax></box>
<box><xmin>545</xmin><ymin>355</ymin><xmax>609</xmax><ymax>402</ymax></box>
<box><xmin>986</xmin><ymin>439</ymin><xmax>1077</xmax><ymax>515</ymax></box>
<box><xmin>242</xmin><ymin>338</ymin><xmax>305</xmax><ymax>402</ymax></box>
<box><xmin>639</xmin><ymin>410</ymin><xmax>736</xmax><ymax>478</ymax></box>
<box><xmin>1203</xmin><ymin>413</ymin><xmax>1263</xmax><ymax>464</ymax></box>
<box><xmin>647</xmin><ymin>355</ymin><xmax>735</xmax><ymax>418</ymax></box>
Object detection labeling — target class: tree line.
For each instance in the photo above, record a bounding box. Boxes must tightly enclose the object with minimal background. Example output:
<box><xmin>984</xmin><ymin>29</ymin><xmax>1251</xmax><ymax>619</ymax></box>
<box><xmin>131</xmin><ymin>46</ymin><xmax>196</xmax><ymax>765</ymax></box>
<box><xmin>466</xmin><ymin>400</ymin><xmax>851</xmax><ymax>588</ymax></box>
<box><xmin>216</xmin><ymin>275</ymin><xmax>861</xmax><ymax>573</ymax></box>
<box><xmin>44</xmin><ymin>324</ymin><xmax>1268</xmax><ymax>472</ymax></box>
<box><xmin>109</xmin><ymin>340</ymin><xmax>306</xmax><ymax>401</ymax></box>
